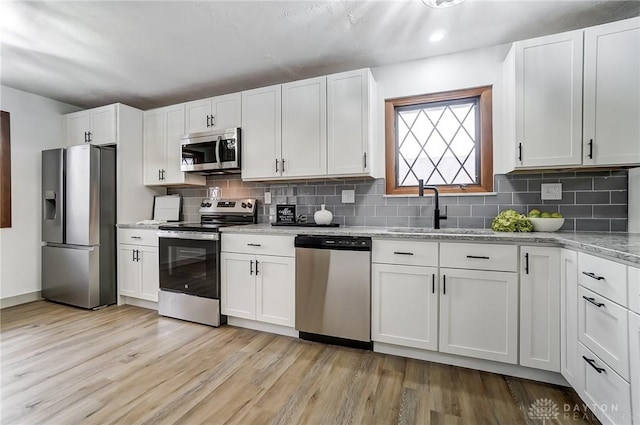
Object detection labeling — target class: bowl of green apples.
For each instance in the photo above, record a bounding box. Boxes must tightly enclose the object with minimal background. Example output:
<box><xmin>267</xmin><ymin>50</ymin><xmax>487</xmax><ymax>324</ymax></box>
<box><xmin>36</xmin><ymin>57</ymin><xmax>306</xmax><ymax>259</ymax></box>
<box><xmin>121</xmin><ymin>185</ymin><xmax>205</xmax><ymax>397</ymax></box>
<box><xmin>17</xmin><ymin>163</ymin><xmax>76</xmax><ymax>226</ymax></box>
<box><xmin>527</xmin><ymin>209</ymin><xmax>564</xmax><ymax>232</ymax></box>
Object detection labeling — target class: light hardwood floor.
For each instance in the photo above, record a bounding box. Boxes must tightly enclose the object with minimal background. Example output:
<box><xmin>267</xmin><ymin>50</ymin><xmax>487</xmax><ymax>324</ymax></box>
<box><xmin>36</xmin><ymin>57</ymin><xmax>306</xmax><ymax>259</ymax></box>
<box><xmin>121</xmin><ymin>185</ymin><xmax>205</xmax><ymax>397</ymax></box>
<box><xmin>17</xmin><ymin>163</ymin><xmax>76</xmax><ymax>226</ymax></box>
<box><xmin>1</xmin><ymin>301</ymin><xmax>599</xmax><ymax>425</ymax></box>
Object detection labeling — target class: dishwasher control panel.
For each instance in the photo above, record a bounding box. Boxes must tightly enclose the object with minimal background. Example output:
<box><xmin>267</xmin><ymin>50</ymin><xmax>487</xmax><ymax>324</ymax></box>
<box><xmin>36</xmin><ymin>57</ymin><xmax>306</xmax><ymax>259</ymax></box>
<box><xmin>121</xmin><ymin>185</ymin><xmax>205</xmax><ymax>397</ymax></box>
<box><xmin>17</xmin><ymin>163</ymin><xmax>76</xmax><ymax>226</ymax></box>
<box><xmin>294</xmin><ymin>235</ymin><xmax>371</xmax><ymax>251</ymax></box>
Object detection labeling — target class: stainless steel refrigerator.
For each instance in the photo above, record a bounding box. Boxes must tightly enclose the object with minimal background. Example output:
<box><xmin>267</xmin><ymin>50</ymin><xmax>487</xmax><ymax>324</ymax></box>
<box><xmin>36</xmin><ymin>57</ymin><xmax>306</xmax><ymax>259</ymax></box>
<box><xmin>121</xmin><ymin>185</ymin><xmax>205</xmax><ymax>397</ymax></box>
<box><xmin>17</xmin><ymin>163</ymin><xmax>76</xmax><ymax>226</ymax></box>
<box><xmin>41</xmin><ymin>144</ymin><xmax>116</xmax><ymax>309</ymax></box>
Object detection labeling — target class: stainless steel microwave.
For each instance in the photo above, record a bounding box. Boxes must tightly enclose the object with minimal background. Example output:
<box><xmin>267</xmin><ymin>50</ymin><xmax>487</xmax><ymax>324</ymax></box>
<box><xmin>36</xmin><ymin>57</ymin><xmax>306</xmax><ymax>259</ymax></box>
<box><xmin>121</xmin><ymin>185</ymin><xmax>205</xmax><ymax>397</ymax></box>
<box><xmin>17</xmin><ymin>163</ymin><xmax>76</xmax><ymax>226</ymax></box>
<box><xmin>180</xmin><ymin>127</ymin><xmax>240</xmax><ymax>173</ymax></box>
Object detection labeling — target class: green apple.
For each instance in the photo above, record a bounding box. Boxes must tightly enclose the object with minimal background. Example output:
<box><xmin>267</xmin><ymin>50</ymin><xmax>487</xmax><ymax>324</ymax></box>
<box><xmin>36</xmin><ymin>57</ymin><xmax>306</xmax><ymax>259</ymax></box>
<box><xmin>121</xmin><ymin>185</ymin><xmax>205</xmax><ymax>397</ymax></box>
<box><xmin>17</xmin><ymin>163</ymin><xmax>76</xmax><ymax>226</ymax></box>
<box><xmin>541</xmin><ymin>212</ymin><xmax>552</xmax><ymax>218</ymax></box>
<box><xmin>551</xmin><ymin>212</ymin><xmax>563</xmax><ymax>218</ymax></box>
<box><xmin>528</xmin><ymin>209</ymin><xmax>541</xmax><ymax>217</ymax></box>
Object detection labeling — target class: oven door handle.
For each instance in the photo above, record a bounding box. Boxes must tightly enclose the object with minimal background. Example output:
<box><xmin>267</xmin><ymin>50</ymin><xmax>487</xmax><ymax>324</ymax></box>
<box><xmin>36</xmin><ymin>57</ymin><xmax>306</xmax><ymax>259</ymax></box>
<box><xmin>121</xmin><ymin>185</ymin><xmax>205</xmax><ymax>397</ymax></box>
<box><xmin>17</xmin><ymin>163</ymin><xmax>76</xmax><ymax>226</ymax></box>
<box><xmin>157</xmin><ymin>231</ymin><xmax>219</xmax><ymax>241</ymax></box>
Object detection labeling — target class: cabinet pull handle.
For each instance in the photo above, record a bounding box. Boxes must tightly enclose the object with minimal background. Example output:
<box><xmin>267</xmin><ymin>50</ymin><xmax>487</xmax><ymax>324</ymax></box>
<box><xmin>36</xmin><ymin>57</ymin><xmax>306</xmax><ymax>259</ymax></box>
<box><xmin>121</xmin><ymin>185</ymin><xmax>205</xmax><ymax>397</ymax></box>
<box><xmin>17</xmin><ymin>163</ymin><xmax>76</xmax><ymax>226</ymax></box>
<box><xmin>582</xmin><ymin>271</ymin><xmax>604</xmax><ymax>281</ymax></box>
<box><xmin>247</xmin><ymin>243</ymin><xmax>262</xmax><ymax>247</ymax></box>
<box><xmin>162</xmin><ymin>169</ymin><xmax>166</xmax><ymax>180</ymax></box>
<box><xmin>250</xmin><ymin>260</ymin><xmax>254</xmax><ymax>275</ymax></box>
<box><xmin>211</xmin><ymin>115</ymin><xmax>215</xmax><ymax>127</ymax></box>
<box><xmin>363</xmin><ymin>152</ymin><xmax>367</xmax><ymax>169</ymax></box>
<box><xmin>132</xmin><ymin>250</ymin><xmax>136</xmax><ymax>262</ymax></box>
<box><xmin>282</xmin><ymin>158</ymin><xmax>286</xmax><ymax>173</ymax></box>
<box><xmin>524</xmin><ymin>253</ymin><xmax>529</xmax><ymax>275</ymax></box>
<box><xmin>84</xmin><ymin>132</ymin><xmax>88</xmax><ymax>143</ymax></box>
<box><xmin>583</xmin><ymin>296</ymin><xmax>605</xmax><ymax>308</ymax></box>
<box><xmin>275</xmin><ymin>159</ymin><xmax>279</xmax><ymax>173</ymax></box>
<box><xmin>588</xmin><ymin>139</ymin><xmax>593</xmax><ymax>159</ymax></box>
<box><xmin>432</xmin><ymin>274</ymin><xmax>435</xmax><ymax>294</ymax></box>
<box><xmin>466</xmin><ymin>255</ymin><xmax>490</xmax><ymax>260</ymax></box>
<box><xmin>206</xmin><ymin>115</ymin><xmax>211</xmax><ymax>128</ymax></box>
<box><xmin>518</xmin><ymin>142</ymin><xmax>522</xmax><ymax>161</ymax></box>
<box><xmin>443</xmin><ymin>275</ymin><xmax>446</xmax><ymax>295</ymax></box>
<box><xmin>393</xmin><ymin>251</ymin><xmax>414</xmax><ymax>256</ymax></box>
<box><xmin>582</xmin><ymin>356</ymin><xmax>605</xmax><ymax>374</ymax></box>
<box><xmin>158</xmin><ymin>169</ymin><xmax>162</xmax><ymax>181</ymax></box>
<box><xmin>255</xmin><ymin>260</ymin><xmax>259</xmax><ymax>275</ymax></box>
<box><xmin>87</xmin><ymin>131</ymin><xmax>92</xmax><ymax>143</ymax></box>
<box><xmin>131</xmin><ymin>236</ymin><xmax>142</xmax><ymax>239</ymax></box>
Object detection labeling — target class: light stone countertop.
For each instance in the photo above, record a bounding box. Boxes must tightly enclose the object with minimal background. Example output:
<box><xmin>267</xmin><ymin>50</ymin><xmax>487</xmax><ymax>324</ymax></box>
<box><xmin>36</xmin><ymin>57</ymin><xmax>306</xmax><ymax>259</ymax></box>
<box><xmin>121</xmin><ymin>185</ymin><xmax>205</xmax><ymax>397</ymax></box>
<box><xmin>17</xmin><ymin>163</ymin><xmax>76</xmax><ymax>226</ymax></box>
<box><xmin>116</xmin><ymin>222</ymin><xmax>182</xmax><ymax>230</ymax></box>
<box><xmin>219</xmin><ymin>224</ymin><xmax>640</xmax><ymax>266</ymax></box>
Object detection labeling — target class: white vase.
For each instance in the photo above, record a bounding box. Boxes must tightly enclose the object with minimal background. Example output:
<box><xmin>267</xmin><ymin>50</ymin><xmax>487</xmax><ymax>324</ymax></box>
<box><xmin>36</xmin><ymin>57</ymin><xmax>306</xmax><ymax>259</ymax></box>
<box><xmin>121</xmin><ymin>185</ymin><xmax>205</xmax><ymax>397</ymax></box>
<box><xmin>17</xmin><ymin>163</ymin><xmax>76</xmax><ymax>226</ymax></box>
<box><xmin>314</xmin><ymin>204</ymin><xmax>333</xmax><ymax>225</ymax></box>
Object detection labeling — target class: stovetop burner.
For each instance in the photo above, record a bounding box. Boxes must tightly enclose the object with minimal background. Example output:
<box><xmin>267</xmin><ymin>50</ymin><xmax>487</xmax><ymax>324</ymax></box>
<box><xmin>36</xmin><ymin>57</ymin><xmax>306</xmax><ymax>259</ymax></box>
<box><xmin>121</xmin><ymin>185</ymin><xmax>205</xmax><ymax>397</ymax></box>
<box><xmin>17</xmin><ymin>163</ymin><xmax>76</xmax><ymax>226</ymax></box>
<box><xmin>158</xmin><ymin>198</ymin><xmax>257</xmax><ymax>233</ymax></box>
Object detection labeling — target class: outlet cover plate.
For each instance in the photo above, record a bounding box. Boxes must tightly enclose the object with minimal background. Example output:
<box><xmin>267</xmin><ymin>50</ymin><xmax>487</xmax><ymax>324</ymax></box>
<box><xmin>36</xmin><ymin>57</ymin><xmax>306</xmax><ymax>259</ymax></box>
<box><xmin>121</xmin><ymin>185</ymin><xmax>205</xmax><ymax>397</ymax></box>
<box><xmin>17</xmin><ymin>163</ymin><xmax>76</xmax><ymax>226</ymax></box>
<box><xmin>264</xmin><ymin>191</ymin><xmax>272</xmax><ymax>205</ymax></box>
<box><xmin>541</xmin><ymin>183</ymin><xmax>562</xmax><ymax>200</ymax></box>
<box><xmin>341</xmin><ymin>189</ymin><xmax>355</xmax><ymax>204</ymax></box>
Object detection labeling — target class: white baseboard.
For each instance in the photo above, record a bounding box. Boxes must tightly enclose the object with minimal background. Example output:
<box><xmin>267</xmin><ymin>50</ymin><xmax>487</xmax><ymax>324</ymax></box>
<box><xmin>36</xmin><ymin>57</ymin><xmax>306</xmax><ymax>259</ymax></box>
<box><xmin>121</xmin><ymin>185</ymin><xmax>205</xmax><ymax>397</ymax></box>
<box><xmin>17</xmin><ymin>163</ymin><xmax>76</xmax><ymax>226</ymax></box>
<box><xmin>227</xmin><ymin>317</ymin><xmax>299</xmax><ymax>338</ymax></box>
<box><xmin>0</xmin><ymin>291</ymin><xmax>43</xmax><ymax>309</ymax></box>
<box><xmin>374</xmin><ymin>342</ymin><xmax>569</xmax><ymax>386</ymax></box>
<box><xmin>121</xmin><ymin>296</ymin><xmax>158</xmax><ymax>311</ymax></box>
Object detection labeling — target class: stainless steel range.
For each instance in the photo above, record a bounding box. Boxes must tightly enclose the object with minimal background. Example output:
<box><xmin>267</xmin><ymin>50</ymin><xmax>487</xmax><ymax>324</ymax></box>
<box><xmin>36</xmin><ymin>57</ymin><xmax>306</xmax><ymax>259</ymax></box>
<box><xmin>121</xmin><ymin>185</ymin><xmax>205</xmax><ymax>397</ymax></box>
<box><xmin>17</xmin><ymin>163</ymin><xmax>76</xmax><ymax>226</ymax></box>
<box><xmin>157</xmin><ymin>198</ymin><xmax>257</xmax><ymax>326</ymax></box>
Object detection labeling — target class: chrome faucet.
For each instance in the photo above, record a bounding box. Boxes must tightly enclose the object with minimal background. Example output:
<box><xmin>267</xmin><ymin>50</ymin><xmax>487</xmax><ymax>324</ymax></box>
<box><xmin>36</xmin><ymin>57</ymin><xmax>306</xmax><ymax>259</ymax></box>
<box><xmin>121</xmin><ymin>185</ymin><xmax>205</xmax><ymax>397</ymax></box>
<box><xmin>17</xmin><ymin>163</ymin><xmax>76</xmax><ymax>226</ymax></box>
<box><xmin>418</xmin><ymin>179</ymin><xmax>448</xmax><ymax>229</ymax></box>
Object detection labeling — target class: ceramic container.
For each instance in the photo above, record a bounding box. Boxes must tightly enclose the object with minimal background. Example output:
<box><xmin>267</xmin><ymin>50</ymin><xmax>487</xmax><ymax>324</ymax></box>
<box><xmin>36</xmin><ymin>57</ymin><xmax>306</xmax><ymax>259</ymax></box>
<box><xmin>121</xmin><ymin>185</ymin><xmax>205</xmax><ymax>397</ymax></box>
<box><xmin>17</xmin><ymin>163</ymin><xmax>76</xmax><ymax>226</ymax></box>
<box><xmin>314</xmin><ymin>204</ymin><xmax>333</xmax><ymax>225</ymax></box>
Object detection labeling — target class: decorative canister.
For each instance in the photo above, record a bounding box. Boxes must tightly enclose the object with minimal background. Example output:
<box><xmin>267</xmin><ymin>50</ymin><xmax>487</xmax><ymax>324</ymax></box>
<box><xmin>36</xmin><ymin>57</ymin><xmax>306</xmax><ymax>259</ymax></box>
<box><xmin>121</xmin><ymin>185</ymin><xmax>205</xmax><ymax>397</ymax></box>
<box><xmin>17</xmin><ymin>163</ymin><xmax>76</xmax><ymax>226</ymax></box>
<box><xmin>314</xmin><ymin>204</ymin><xmax>333</xmax><ymax>225</ymax></box>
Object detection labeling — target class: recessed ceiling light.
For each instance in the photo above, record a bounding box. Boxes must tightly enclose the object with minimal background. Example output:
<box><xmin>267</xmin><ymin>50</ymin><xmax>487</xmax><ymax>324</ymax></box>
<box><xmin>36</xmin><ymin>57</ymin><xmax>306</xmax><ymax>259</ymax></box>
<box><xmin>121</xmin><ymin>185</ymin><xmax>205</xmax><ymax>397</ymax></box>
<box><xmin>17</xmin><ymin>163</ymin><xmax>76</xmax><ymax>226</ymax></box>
<box><xmin>430</xmin><ymin>32</ymin><xmax>445</xmax><ymax>42</ymax></box>
<box><xmin>422</xmin><ymin>0</ymin><xmax>465</xmax><ymax>8</ymax></box>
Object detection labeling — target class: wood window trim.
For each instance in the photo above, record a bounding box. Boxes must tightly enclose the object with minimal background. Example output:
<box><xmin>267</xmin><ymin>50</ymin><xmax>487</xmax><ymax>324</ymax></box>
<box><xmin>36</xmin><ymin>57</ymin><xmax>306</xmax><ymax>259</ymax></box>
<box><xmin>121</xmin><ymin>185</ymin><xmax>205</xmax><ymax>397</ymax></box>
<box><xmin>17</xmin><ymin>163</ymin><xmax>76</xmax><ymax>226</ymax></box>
<box><xmin>0</xmin><ymin>111</ymin><xmax>10</xmax><ymax>228</ymax></box>
<box><xmin>385</xmin><ymin>86</ymin><xmax>493</xmax><ymax>195</ymax></box>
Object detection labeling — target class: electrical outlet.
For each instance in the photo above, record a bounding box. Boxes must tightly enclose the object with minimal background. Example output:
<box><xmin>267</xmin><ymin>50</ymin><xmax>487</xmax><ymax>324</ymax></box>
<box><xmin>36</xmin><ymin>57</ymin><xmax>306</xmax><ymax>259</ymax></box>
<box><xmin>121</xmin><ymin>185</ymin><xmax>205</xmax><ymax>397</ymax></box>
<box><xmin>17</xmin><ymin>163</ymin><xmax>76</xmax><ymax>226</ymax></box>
<box><xmin>264</xmin><ymin>191</ymin><xmax>272</xmax><ymax>205</ymax></box>
<box><xmin>341</xmin><ymin>189</ymin><xmax>355</xmax><ymax>204</ymax></box>
<box><xmin>541</xmin><ymin>183</ymin><xmax>562</xmax><ymax>200</ymax></box>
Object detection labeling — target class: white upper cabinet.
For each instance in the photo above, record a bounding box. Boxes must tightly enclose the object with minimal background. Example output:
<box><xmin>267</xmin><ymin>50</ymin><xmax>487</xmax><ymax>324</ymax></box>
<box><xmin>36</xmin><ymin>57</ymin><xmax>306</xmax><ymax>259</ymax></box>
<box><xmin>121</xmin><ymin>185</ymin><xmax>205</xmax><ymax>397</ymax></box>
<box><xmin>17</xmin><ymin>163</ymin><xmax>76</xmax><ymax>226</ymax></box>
<box><xmin>327</xmin><ymin>69</ymin><xmax>375</xmax><ymax>176</ymax></box>
<box><xmin>512</xmin><ymin>30</ymin><xmax>584</xmax><ymax>168</ymax></box>
<box><xmin>142</xmin><ymin>105</ymin><xmax>205</xmax><ymax>186</ymax></box>
<box><xmin>503</xmin><ymin>17</ymin><xmax>640</xmax><ymax>171</ymax></box>
<box><xmin>281</xmin><ymin>76</ymin><xmax>327</xmax><ymax>178</ymax></box>
<box><xmin>583</xmin><ymin>17</ymin><xmax>640</xmax><ymax>166</ymax></box>
<box><xmin>65</xmin><ymin>104</ymin><xmax>117</xmax><ymax>146</ymax></box>
<box><xmin>185</xmin><ymin>93</ymin><xmax>241</xmax><ymax>134</ymax></box>
<box><xmin>241</xmin><ymin>85</ymin><xmax>282</xmax><ymax>180</ymax></box>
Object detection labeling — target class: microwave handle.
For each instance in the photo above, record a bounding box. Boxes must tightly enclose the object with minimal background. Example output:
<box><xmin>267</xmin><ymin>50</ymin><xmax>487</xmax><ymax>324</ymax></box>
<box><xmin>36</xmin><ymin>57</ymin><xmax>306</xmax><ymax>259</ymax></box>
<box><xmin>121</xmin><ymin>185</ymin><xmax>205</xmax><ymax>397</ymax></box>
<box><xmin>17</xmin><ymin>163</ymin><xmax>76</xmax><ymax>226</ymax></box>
<box><xmin>215</xmin><ymin>136</ymin><xmax>222</xmax><ymax>169</ymax></box>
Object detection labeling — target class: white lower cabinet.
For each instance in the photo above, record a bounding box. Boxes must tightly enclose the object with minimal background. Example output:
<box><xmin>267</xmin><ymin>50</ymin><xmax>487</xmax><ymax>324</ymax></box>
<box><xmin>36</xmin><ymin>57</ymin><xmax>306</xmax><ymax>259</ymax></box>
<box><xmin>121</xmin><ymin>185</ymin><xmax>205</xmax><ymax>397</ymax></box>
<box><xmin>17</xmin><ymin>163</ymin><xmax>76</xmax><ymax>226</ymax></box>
<box><xmin>118</xmin><ymin>229</ymin><xmax>159</xmax><ymax>302</ymax></box>
<box><xmin>372</xmin><ymin>263</ymin><xmax>438</xmax><ymax>350</ymax></box>
<box><xmin>629</xmin><ymin>311</ymin><xmax>640</xmax><ymax>425</ymax></box>
<box><xmin>221</xmin><ymin>239</ymin><xmax>295</xmax><ymax>328</ymax></box>
<box><xmin>578</xmin><ymin>343</ymin><xmax>633</xmax><ymax>425</ymax></box>
<box><xmin>439</xmin><ymin>268</ymin><xmax>518</xmax><ymax>364</ymax></box>
<box><xmin>560</xmin><ymin>249</ymin><xmax>581</xmax><ymax>388</ymax></box>
<box><xmin>520</xmin><ymin>246</ymin><xmax>561</xmax><ymax>372</ymax></box>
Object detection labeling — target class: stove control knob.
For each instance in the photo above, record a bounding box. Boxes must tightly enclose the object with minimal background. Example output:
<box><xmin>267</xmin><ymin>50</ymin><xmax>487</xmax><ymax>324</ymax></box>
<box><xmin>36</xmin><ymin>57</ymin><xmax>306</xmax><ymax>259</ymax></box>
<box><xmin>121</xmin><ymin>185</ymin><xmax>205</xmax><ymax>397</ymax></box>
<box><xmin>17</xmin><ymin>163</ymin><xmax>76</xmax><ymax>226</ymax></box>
<box><xmin>241</xmin><ymin>202</ymin><xmax>247</xmax><ymax>208</ymax></box>
<box><xmin>246</xmin><ymin>202</ymin><xmax>253</xmax><ymax>209</ymax></box>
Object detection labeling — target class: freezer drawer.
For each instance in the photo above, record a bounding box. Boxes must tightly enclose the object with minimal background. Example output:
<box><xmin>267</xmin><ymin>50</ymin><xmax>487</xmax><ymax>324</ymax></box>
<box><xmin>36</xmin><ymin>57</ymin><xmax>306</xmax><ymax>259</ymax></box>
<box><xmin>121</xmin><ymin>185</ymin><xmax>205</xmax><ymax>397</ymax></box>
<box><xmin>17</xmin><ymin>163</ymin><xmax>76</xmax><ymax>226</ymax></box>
<box><xmin>42</xmin><ymin>245</ymin><xmax>101</xmax><ymax>309</ymax></box>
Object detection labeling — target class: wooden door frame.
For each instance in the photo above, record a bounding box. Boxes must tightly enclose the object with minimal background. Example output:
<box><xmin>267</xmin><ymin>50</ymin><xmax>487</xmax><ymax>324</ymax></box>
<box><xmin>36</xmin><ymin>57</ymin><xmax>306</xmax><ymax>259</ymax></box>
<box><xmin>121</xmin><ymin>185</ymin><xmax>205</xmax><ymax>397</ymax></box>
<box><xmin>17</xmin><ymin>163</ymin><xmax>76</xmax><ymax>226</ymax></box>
<box><xmin>0</xmin><ymin>110</ymin><xmax>11</xmax><ymax>228</ymax></box>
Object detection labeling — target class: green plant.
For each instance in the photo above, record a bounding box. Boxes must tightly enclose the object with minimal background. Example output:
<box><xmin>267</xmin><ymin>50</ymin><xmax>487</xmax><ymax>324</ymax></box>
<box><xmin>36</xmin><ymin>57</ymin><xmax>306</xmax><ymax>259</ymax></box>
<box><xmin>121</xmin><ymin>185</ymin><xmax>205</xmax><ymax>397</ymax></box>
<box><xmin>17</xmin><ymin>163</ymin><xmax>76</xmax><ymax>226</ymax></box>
<box><xmin>491</xmin><ymin>209</ymin><xmax>533</xmax><ymax>232</ymax></box>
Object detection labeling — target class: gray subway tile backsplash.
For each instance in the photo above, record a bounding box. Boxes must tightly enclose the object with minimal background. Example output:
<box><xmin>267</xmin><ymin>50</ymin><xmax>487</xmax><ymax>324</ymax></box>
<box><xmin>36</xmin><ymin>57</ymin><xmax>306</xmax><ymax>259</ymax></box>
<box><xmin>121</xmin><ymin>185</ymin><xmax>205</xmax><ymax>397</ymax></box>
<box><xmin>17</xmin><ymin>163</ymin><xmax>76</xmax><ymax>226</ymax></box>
<box><xmin>167</xmin><ymin>170</ymin><xmax>629</xmax><ymax>231</ymax></box>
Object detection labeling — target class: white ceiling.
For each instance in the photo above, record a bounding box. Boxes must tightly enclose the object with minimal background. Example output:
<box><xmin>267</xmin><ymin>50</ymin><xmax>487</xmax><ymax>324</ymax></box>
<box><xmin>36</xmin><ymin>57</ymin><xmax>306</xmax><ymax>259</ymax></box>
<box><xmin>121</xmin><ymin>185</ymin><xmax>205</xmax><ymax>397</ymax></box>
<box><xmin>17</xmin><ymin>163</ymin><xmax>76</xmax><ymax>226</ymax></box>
<box><xmin>1</xmin><ymin>1</ymin><xmax>638</xmax><ymax>110</ymax></box>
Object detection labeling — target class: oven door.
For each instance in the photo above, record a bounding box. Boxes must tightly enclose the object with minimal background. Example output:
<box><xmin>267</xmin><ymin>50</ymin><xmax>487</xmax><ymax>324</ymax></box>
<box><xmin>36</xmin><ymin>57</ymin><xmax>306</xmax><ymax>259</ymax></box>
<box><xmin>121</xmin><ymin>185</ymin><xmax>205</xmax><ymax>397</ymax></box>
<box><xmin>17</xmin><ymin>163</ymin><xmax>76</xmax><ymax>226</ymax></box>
<box><xmin>158</xmin><ymin>233</ymin><xmax>219</xmax><ymax>299</ymax></box>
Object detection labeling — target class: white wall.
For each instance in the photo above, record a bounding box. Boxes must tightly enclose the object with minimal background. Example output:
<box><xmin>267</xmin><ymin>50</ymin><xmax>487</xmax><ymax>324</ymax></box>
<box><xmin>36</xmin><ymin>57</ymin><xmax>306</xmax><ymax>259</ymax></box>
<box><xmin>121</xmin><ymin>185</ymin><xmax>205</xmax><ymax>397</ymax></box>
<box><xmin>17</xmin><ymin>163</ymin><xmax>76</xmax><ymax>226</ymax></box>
<box><xmin>0</xmin><ymin>86</ymin><xmax>80</xmax><ymax>304</ymax></box>
<box><xmin>371</xmin><ymin>44</ymin><xmax>512</xmax><ymax>182</ymax></box>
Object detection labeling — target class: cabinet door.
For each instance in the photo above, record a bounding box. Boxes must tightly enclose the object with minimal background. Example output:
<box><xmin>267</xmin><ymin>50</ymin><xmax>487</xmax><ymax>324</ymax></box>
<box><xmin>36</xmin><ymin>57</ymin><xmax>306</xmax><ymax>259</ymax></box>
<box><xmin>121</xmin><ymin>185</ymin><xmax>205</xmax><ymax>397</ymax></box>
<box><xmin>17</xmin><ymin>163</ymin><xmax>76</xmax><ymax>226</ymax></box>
<box><xmin>163</xmin><ymin>104</ymin><xmax>200</xmax><ymax>184</ymax></box>
<box><xmin>221</xmin><ymin>252</ymin><xmax>256</xmax><ymax>320</ymax></box>
<box><xmin>90</xmin><ymin>105</ymin><xmax>117</xmax><ymax>145</ymax></box>
<box><xmin>629</xmin><ymin>311</ymin><xmax>640</xmax><ymax>425</ymax></box>
<box><xmin>439</xmin><ymin>268</ymin><xmax>518</xmax><ymax>364</ymax></box>
<box><xmin>372</xmin><ymin>263</ymin><xmax>438</xmax><ymax>350</ymax></box>
<box><xmin>560</xmin><ymin>249</ymin><xmax>581</xmax><ymax>389</ymax></box>
<box><xmin>185</xmin><ymin>98</ymin><xmax>212</xmax><ymax>134</ymax></box>
<box><xmin>211</xmin><ymin>93</ymin><xmax>241</xmax><ymax>130</ymax></box>
<box><xmin>583</xmin><ymin>17</ymin><xmax>640</xmax><ymax>166</ymax></box>
<box><xmin>139</xmin><ymin>246</ymin><xmax>159</xmax><ymax>302</ymax></box>
<box><xmin>118</xmin><ymin>245</ymin><xmax>139</xmax><ymax>298</ymax></box>
<box><xmin>327</xmin><ymin>69</ymin><xmax>371</xmax><ymax>175</ymax></box>
<box><xmin>143</xmin><ymin>109</ymin><xmax>165</xmax><ymax>185</ymax></box>
<box><xmin>241</xmin><ymin>85</ymin><xmax>282</xmax><ymax>180</ymax></box>
<box><xmin>281</xmin><ymin>76</ymin><xmax>327</xmax><ymax>177</ymax></box>
<box><xmin>514</xmin><ymin>31</ymin><xmax>583</xmax><ymax>168</ymax></box>
<box><xmin>255</xmin><ymin>255</ymin><xmax>295</xmax><ymax>327</ymax></box>
<box><xmin>520</xmin><ymin>246</ymin><xmax>561</xmax><ymax>372</ymax></box>
<box><xmin>65</xmin><ymin>111</ymin><xmax>91</xmax><ymax>146</ymax></box>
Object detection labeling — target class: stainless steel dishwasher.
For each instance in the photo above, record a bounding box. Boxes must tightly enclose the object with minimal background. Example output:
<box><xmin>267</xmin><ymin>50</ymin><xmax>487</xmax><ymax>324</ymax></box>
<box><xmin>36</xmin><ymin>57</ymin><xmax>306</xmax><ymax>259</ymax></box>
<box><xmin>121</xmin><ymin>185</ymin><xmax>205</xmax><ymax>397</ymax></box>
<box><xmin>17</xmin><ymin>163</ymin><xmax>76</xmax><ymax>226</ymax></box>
<box><xmin>294</xmin><ymin>235</ymin><xmax>372</xmax><ymax>349</ymax></box>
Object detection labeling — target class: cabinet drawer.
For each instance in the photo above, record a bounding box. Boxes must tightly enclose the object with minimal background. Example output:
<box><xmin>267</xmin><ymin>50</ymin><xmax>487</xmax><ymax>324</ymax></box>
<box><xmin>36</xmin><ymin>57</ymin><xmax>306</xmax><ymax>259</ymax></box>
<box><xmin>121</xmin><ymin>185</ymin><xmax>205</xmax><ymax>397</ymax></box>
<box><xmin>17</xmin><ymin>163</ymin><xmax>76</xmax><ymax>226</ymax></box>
<box><xmin>222</xmin><ymin>234</ymin><xmax>294</xmax><ymax>257</ymax></box>
<box><xmin>578</xmin><ymin>343</ymin><xmax>632</xmax><ymax>425</ymax></box>
<box><xmin>372</xmin><ymin>239</ymin><xmax>438</xmax><ymax>267</ymax></box>
<box><xmin>440</xmin><ymin>243</ymin><xmax>517</xmax><ymax>272</ymax></box>
<box><xmin>118</xmin><ymin>228</ymin><xmax>159</xmax><ymax>246</ymax></box>
<box><xmin>578</xmin><ymin>252</ymin><xmax>627</xmax><ymax>307</ymax></box>
<box><xmin>628</xmin><ymin>267</ymin><xmax>640</xmax><ymax>315</ymax></box>
<box><xmin>578</xmin><ymin>286</ymin><xmax>629</xmax><ymax>380</ymax></box>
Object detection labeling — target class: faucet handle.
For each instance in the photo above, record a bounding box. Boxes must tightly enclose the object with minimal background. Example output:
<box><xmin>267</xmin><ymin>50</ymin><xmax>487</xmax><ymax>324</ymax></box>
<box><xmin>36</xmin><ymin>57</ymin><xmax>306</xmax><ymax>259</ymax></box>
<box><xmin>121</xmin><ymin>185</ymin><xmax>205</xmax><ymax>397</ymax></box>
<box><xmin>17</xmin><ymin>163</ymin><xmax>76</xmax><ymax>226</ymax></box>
<box><xmin>441</xmin><ymin>205</ymin><xmax>448</xmax><ymax>220</ymax></box>
<box><xmin>418</xmin><ymin>179</ymin><xmax>424</xmax><ymax>197</ymax></box>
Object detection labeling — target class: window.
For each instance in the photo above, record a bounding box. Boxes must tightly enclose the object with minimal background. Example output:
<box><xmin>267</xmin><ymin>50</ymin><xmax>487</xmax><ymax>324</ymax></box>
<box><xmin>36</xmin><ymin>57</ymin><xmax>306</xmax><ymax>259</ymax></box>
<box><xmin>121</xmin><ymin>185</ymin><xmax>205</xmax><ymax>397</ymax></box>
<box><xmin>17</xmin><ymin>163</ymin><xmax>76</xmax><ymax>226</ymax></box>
<box><xmin>385</xmin><ymin>86</ymin><xmax>493</xmax><ymax>195</ymax></box>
